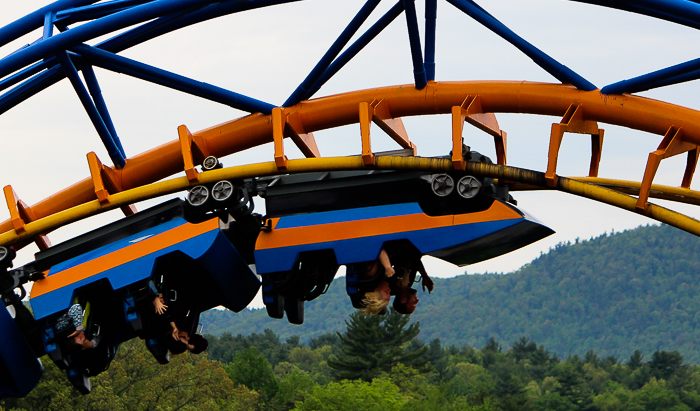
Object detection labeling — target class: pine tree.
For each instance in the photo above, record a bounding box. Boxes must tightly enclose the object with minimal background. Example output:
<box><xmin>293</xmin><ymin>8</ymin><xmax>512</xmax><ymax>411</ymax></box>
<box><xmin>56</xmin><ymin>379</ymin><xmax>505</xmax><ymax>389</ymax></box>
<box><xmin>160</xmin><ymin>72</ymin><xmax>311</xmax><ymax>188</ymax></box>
<box><xmin>328</xmin><ymin>309</ymin><xmax>428</xmax><ymax>381</ymax></box>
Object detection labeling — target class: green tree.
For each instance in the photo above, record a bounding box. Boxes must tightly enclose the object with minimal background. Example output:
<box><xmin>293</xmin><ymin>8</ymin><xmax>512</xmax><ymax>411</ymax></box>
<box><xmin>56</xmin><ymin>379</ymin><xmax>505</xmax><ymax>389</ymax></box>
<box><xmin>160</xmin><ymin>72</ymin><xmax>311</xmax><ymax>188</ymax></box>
<box><xmin>629</xmin><ymin>378</ymin><xmax>691</xmax><ymax>411</ymax></box>
<box><xmin>224</xmin><ymin>347</ymin><xmax>279</xmax><ymax>403</ymax></box>
<box><xmin>1</xmin><ymin>339</ymin><xmax>234</xmax><ymax>411</ymax></box>
<box><xmin>328</xmin><ymin>309</ymin><xmax>427</xmax><ymax>381</ymax></box>
<box><xmin>293</xmin><ymin>378</ymin><xmax>406</xmax><ymax>411</ymax></box>
<box><xmin>627</xmin><ymin>350</ymin><xmax>644</xmax><ymax>370</ymax></box>
<box><xmin>649</xmin><ymin>350</ymin><xmax>685</xmax><ymax>381</ymax></box>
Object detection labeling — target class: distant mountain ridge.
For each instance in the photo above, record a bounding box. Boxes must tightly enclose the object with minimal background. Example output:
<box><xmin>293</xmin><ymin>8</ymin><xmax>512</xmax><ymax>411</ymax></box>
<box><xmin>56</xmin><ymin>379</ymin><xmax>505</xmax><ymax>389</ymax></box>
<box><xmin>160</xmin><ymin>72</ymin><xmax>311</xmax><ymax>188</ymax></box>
<box><xmin>202</xmin><ymin>224</ymin><xmax>700</xmax><ymax>362</ymax></box>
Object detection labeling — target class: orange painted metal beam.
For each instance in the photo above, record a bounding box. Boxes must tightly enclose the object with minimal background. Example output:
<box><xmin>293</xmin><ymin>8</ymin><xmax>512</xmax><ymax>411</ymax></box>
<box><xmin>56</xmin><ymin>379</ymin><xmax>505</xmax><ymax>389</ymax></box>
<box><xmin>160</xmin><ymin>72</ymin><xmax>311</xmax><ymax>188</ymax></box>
<box><xmin>3</xmin><ymin>185</ymin><xmax>51</xmax><ymax>250</ymax></box>
<box><xmin>4</xmin><ymin>81</ymin><xmax>700</xmax><ymax>247</ymax></box>
<box><xmin>545</xmin><ymin>104</ymin><xmax>604</xmax><ymax>186</ymax></box>
<box><xmin>636</xmin><ymin>126</ymin><xmax>699</xmax><ymax>211</ymax></box>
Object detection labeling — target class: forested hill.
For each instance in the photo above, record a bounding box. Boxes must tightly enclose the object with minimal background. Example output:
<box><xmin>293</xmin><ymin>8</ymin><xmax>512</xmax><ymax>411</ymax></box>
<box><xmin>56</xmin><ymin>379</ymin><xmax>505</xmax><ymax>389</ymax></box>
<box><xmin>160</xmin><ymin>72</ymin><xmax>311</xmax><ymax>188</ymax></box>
<box><xmin>202</xmin><ymin>224</ymin><xmax>700</xmax><ymax>362</ymax></box>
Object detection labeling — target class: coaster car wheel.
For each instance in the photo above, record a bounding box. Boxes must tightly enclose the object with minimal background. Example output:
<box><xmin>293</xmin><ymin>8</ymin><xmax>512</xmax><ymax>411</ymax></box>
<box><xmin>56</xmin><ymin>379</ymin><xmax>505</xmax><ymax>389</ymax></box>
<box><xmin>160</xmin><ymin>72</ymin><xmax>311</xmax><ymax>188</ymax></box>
<box><xmin>201</xmin><ymin>156</ymin><xmax>222</xmax><ymax>171</ymax></box>
<box><xmin>431</xmin><ymin>174</ymin><xmax>454</xmax><ymax>197</ymax></box>
<box><xmin>187</xmin><ymin>186</ymin><xmax>210</xmax><ymax>207</ymax></box>
<box><xmin>457</xmin><ymin>176</ymin><xmax>482</xmax><ymax>199</ymax></box>
<box><xmin>212</xmin><ymin>180</ymin><xmax>235</xmax><ymax>202</ymax></box>
<box><xmin>0</xmin><ymin>247</ymin><xmax>15</xmax><ymax>270</ymax></box>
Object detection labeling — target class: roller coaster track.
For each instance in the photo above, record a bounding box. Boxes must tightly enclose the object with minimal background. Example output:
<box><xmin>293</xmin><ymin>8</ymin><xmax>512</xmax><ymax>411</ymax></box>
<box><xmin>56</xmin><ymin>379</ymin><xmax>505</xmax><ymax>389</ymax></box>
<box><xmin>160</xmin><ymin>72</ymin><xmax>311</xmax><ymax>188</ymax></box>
<box><xmin>3</xmin><ymin>0</ymin><xmax>700</xmax><ymax>252</ymax></box>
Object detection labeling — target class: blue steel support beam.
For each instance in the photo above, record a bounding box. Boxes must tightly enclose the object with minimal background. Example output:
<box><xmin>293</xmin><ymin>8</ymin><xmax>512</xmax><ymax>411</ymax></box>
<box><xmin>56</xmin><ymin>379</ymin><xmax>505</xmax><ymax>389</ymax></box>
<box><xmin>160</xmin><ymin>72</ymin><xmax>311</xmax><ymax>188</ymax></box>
<box><xmin>618</xmin><ymin>0</ymin><xmax>700</xmax><ymax>22</ymax></box>
<box><xmin>55</xmin><ymin>0</ymin><xmax>156</xmax><ymax>25</ymax></box>
<box><xmin>0</xmin><ymin>60</ymin><xmax>53</xmax><ymax>93</ymax></box>
<box><xmin>642</xmin><ymin>69</ymin><xmax>700</xmax><ymax>91</ymax></box>
<box><xmin>0</xmin><ymin>0</ymin><xmax>300</xmax><ymax>116</ymax></box>
<box><xmin>57</xmin><ymin>51</ymin><xmax>125</xmax><ymax>168</ymax></box>
<box><xmin>0</xmin><ymin>67</ymin><xmax>64</xmax><ymax>117</ymax></box>
<box><xmin>306</xmin><ymin>1</ymin><xmax>405</xmax><ymax>98</ymax></box>
<box><xmin>601</xmin><ymin>56</ymin><xmax>700</xmax><ymax>94</ymax></box>
<box><xmin>82</xmin><ymin>65</ymin><xmax>126</xmax><ymax>158</ymax></box>
<box><xmin>569</xmin><ymin>0</ymin><xmax>700</xmax><ymax>30</ymax></box>
<box><xmin>0</xmin><ymin>0</ymin><xmax>97</xmax><ymax>48</ymax></box>
<box><xmin>0</xmin><ymin>0</ymin><xmax>251</xmax><ymax>81</ymax></box>
<box><xmin>73</xmin><ymin>44</ymin><xmax>275</xmax><ymax>114</ymax></box>
<box><xmin>43</xmin><ymin>12</ymin><xmax>56</xmax><ymax>40</ymax></box>
<box><xmin>424</xmin><ymin>0</ymin><xmax>437</xmax><ymax>81</ymax></box>
<box><xmin>403</xmin><ymin>0</ymin><xmax>427</xmax><ymax>90</ymax></box>
<box><xmin>97</xmin><ymin>0</ymin><xmax>300</xmax><ymax>54</ymax></box>
<box><xmin>283</xmin><ymin>0</ymin><xmax>382</xmax><ymax>107</ymax></box>
<box><xmin>447</xmin><ymin>0</ymin><xmax>597</xmax><ymax>91</ymax></box>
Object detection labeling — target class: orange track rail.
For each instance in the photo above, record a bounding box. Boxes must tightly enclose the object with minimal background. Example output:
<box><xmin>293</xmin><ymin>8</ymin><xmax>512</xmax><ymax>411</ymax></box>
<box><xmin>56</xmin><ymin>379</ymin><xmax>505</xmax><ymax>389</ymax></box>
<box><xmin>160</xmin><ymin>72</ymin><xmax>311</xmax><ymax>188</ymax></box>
<box><xmin>3</xmin><ymin>81</ymin><xmax>700</xmax><ymax>245</ymax></box>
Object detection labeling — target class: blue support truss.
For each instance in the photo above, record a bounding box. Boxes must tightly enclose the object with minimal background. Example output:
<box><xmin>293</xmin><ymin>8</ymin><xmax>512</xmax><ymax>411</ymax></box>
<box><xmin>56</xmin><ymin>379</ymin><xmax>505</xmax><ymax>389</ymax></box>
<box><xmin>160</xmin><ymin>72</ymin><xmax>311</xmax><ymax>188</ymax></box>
<box><xmin>447</xmin><ymin>0</ymin><xmax>596</xmax><ymax>91</ymax></box>
<box><xmin>602</xmin><ymin>56</ymin><xmax>700</xmax><ymax>94</ymax></box>
<box><xmin>424</xmin><ymin>0</ymin><xmax>437</xmax><ymax>81</ymax></box>
<box><xmin>57</xmin><ymin>51</ymin><xmax>126</xmax><ymax>168</ymax></box>
<box><xmin>306</xmin><ymin>1</ymin><xmax>406</xmax><ymax>99</ymax></box>
<box><xmin>403</xmin><ymin>0</ymin><xmax>427</xmax><ymax>90</ymax></box>
<box><xmin>73</xmin><ymin>45</ymin><xmax>275</xmax><ymax>114</ymax></box>
<box><xmin>0</xmin><ymin>0</ymin><xmax>97</xmax><ymax>48</ymax></box>
<box><xmin>283</xmin><ymin>0</ymin><xmax>382</xmax><ymax>107</ymax></box>
<box><xmin>82</xmin><ymin>65</ymin><xmax>126</xmax><ymax>158</ymax></box>
<box><xmin>3</xmin><ymin>0</ymin><xmax>700</xmax><ymax>179</ymax></box>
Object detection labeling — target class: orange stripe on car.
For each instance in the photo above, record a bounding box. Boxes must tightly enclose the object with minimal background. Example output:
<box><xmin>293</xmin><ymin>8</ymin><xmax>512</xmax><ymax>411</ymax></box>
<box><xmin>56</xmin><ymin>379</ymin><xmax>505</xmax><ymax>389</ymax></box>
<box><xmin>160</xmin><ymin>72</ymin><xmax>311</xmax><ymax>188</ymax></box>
<box><xmin>256</xmin><ymin>201</ymin><xmax>520</xmax><ymax>250</ymax></box>
<box><xmin>31</xmin><ymin>218</ymin><xmax>219</xmax><ymax>298</ymax></box>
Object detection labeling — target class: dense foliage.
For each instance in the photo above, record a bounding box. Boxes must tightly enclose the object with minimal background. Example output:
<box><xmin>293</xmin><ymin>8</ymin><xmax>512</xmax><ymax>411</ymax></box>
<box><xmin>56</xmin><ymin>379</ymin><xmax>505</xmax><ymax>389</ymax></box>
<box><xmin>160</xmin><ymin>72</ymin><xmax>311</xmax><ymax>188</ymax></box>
<box><xmin>4</xmin><ymin>316</ymin><xmax>700</xmax><ymax>410</ymax></box>
<box><xmin>203</xmin><ymin>224</ymin><xmax>700</xmax><ymax>362</ymax></box>
<box><xmin>5</xmin><ymin>223</ymin><xmax>700</xmax><ymax>409</ymax></box>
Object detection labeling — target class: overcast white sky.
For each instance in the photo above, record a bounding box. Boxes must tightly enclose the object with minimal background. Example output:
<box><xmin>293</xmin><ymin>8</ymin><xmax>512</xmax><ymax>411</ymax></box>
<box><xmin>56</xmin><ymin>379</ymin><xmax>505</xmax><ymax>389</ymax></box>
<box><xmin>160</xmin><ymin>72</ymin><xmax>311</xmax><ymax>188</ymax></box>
<box><xmin>2</xmin><ymin>0</ymin><xmax>700</xmax><ymax>289</ymax></box>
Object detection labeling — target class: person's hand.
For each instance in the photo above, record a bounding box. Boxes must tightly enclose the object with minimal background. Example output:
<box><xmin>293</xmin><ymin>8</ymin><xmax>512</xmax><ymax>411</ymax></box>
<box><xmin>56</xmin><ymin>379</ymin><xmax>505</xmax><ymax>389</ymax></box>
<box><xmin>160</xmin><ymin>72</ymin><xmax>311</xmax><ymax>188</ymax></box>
<box><xmin>384</xmin><ymin>266</ymin><xmax>395</xmax><ymax>277</ymax></box>
<box><xmin>170</xmin><ymin>323</ymin><xmax>179</xmax><ymax>340</ymax></box>
<box><xmin>153</xmin><ymin>296</ymin><xmax>167</xmax><ymax>315</ymax></box>
<box><xmin>421</xmin><ymin>274</ymin><xmax>434</xmax><ymax>293</ymax></box>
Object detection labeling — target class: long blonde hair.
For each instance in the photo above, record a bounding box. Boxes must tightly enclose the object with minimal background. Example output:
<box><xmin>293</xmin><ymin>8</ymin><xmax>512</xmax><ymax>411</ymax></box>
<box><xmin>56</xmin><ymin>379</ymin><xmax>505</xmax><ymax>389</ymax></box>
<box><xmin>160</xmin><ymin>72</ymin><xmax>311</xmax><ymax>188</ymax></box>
<box><xmin>360</xmin><ymin>291</ymin><xmax>390</xmax><ymax>315</ymax></box>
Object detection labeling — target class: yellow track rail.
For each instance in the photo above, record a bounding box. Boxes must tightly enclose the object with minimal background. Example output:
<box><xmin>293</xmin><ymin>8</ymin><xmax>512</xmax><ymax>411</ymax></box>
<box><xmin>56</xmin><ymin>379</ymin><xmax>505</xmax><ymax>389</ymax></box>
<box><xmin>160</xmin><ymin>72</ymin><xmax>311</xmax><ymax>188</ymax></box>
<box><xmin>6</xmin><ymin>81</ymin><xmax>700</xmax><ymax>247</ymax></box>
<box><xmin>1</xmin><ymin>156</ymin><xmax>699</xmax><ymax>247</ymax></box>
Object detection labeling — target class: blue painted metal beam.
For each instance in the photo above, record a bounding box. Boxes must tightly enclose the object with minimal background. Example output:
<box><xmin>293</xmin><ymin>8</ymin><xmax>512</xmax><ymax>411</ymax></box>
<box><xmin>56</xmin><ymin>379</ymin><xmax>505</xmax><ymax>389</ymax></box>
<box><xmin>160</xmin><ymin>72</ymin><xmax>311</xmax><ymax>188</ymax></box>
<box><xmin>306</xmin><ymin>1</ymin><xmax>406</xmax><ymax>98</ymax></box>
<box><xmin>601</xmin><ymin>56</ymin><xmax>700</xmax><ymax>94</ymax></box>
<box><xmin>0</xmin><ymin>0</ymin><xmax>97</xmax><ymax>48</ymax></box>
<box><xmin>0</xmin><ymin>60</ymin><xmax>53</xmax><ymax>93</ymax></box>
<box><xmin>424</xmin><ymin>0</ymin><xmax>437</xmax><ymax>81</ymax></box>
<box><xmin>615</xmin><ymin>0</ymin><xmax>700</xmax><ymax>23</ymax></box>
<box><xmin>642</xmin><ymin>69</ymin><xmax>700</xmax><ymax>91</ymax></box>
<box><xmin>82</xmin><ymin>65</ymin><xmax>126</xmax><ymax>158</ymax></box>
<box><xmin>569</xmin><ymin>0</ymin><xmax>700</xmax><ymax>30</ymax></box>
<box><xmin>43</xmin><ymin>12</ymin><xmax>56</xmax><ymax>40</ymax></box>
<box><xmin>283</xmin><ymin>0</ymin><xmax>382</xmax><ymax>107</ymax></box>
<box><xmin>96</xmin><ymin>0</ymin><xmax>300</xmax><ymax>54</ymax></box>
<box><xmin>447</xmin><ymin>0</ymin><xmax>597</xmax><ymax>91</ymax></box>
<box><xmin>0</xmin><ymin>0</ymin><xmax>301</xmax><ymax>116</ymax></box>
<box><xmin>403</xmin><ymin>0</ymin><xmax>427</xmax><ymax>90</ymax></box>
<box><xmin>57</xmin><ymin>51</ymin><xmax>125</xmax><ymax>168</ymax></box>
<box><xmin>73</xmin><ymin>44</ymin><xmax>276</xmax><ymax>114</ymax></box>
<box><xmin>55</xmin><ymin>0</ymin><xmax>156</xmax><ymax>25</ymax></box>
<box><xmin>0</xmin><ymin>67</ymin><xmax>64</xmax><ymax>116</ymax></box>
<box><xmin>0</xmin><ymin>0</ymin><xmax>249</xmax><ymax>81</ymax></box>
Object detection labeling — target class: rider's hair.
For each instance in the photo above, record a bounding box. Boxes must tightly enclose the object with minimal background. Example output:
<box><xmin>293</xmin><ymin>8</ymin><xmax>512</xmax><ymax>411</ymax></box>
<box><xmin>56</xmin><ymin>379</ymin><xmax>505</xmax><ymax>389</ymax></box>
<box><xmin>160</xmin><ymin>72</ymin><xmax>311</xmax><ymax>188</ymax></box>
<box><xmin>360</xmin><ymin>291</ymin><xmax>389</xmax><ymax>315</ymax></box>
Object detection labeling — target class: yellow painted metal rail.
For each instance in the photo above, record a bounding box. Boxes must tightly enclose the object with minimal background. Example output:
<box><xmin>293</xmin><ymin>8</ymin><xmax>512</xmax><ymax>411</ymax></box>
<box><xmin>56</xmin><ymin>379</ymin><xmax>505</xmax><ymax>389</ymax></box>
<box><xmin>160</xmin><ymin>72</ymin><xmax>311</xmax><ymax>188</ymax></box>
<box><xmin>2</xmin><ymin>155</ymin><xmax>700</xmax><ymax>248</ymax></box>
<box><xmin>5</xmin><ymin>81</ymin><xmax>700</xmax><ymax>248</ymax></box>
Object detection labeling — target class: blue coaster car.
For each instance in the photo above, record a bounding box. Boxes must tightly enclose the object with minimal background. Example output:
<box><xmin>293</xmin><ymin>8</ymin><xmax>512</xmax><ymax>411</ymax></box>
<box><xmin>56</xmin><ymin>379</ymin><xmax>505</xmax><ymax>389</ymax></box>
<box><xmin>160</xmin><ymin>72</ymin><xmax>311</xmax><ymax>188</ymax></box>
<box><xmin>0</xmin><ymin>197</ymin><xmax>260</xmax><ymax>397</ymax></box>
<box><xmin>0</xmin><ymin>302</ymin><xmax>43</xmax><ymax>398</ymax></box>
<box><xmin>0</xmin><ymin>152</ymin><xmax>554</xmax><ymax>397</ymax></box>
<box><xmin>253</xmin><ymin>152</ymin><xmax>554</xmax><ymax>324</ymax></box>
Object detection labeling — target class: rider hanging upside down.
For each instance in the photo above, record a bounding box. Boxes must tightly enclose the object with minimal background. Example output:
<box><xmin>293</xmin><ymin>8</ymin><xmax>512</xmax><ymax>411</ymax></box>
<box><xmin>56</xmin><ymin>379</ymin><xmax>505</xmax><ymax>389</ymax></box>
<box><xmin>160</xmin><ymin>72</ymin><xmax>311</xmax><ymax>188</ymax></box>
<box><xmin>348</xmin><ymin>246</ymin><xmax>434</xmax><ymax>315</ymax></box>
<box><xmin>56</xmin><ymin>303</ymin><xmax>100</xmax><ymax>353</ymax></box>
<box><xmin>151</xmin><ymin>281</ymin><xmax>208</xmax><ymax>356</ymax></box>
